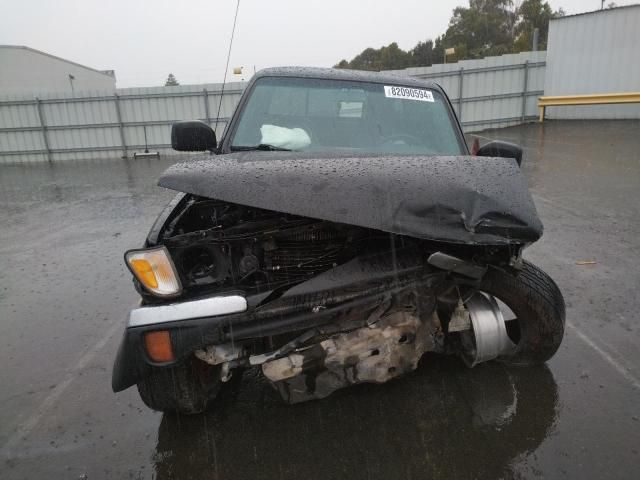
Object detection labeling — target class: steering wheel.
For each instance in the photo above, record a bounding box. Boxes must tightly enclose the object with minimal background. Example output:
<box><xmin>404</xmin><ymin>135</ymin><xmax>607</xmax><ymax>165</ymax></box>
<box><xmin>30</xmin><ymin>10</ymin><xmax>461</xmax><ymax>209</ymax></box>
<box><xmin>379</xmin><ymin>133</ymin><xmax>424</xmax><ymax>146</ymax></box>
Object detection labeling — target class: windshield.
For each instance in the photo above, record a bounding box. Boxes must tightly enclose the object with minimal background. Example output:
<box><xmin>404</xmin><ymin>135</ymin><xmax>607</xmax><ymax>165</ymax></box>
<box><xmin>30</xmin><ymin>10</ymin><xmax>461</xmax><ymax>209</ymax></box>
<box><xmin>230</xmin><ymin>76</ymin><xmax>465</xmax><ymax>155</ymax></box>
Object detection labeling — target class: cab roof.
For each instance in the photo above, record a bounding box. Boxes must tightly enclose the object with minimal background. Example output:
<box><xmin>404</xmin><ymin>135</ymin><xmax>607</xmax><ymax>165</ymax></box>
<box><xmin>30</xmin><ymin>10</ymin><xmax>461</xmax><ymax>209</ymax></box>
<box><xmin>254</xmin><ymin>66</ymin><xmax>441</xmax><ymax>90</ymax></box>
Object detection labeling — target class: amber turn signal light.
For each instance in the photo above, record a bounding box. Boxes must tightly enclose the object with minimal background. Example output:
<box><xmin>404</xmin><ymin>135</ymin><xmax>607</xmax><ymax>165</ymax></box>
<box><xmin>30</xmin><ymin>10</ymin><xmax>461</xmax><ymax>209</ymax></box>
<box><xmin>125</xmin><ymin>246</ymin><xmax>182</xmax><ymax>297</ymax></box>
<box><xmin>144</xmin><ymin>330</ymin><xmax>175</xmax><ymax>363</ymax></box>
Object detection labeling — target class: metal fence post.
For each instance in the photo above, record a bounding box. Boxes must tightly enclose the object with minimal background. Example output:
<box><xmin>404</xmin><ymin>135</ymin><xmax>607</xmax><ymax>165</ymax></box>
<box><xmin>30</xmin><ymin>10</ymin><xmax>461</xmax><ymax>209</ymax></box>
<box><xmin>203</xmin><ymin>89</ymin><xmax>211</xmax><ymax>125</ymax></box>
<box><xmin>458</xmin><ymin>68</ymin><xmax>465</xmax><ymax>120</ymax></box>
<box><xmin>35</xmin><ymin>98</ymin><xmax>52</xmax><ymax>162</ymax></box>
<box><xmin>521</xmin><ymin>60</ymin><xmax>529</xmax><ymax>122</ymax></box>
<box><xmin>114</xmin><ymin>94</ymin><xmax>128</xmax><ymax>158</ymax></box>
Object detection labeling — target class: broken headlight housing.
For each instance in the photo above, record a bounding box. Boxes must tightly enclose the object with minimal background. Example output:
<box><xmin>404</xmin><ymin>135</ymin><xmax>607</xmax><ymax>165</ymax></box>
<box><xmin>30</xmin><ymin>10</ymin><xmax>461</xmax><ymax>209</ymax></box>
<box><xmin>125</xmin><ymin>246</ymin><xmax>182</xmax><ymax>297</ymax></box>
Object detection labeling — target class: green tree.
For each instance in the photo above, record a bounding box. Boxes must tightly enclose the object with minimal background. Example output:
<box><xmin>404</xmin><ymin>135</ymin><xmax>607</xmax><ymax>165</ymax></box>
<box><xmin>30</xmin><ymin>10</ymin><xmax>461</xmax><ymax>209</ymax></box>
<box><xmin>432</xmin><ymin>36</ymin><xmax>446</xmax><ymax>65</ymax></box>
<box><xmin>441</xmin><ymin>0</ymin><xmax>517</xmax><ymax>59</ymax></box>
<box><xmin>513</xmin><ymin>0</ymin><xmax>562</xmax><ymax>51</ymax></box>
<box><xmin>378</xmin><ymin>42</ymin><xmax>411</xmax><ymax>70</ymax></box>
<box><xmin>409</xmin><ymin>40</ymin><xmax>435</xmax><ymax>67</ymax></box>
<box><xmin>165</xmin><ymin>73</ymin><xmax>179</xmax><ymax>86</ymax></box>
<box><xmin>341</xmin><ymin>47</ymin><xmax>380</xmax><ymax>70</ymax></box>
<box><xmin>334</xmin><ymin>1</ymin><xmax>566</xmax><ymax>69</ymax></box>
<box><xmin>335</xmin><ymin>43</ymin><xmax>411</xmax><ymax>71</ymax></box>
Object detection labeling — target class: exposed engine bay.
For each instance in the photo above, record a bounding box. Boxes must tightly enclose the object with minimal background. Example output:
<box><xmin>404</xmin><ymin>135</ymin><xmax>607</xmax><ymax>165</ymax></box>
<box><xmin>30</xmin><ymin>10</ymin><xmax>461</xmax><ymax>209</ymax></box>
<box><xmin>195</xmin><ymin>289</ymin><xmax>442</xmax><ymax>403</ymax></box>
<box><xmin>137</xmin><ymin>195</ymin><xmax>518</xmax><ymax>403</ymax></box>
<box><xmin>154</xmin><ymin>196</ymin><xmax>410</xmax><ymax>297</ymax></box>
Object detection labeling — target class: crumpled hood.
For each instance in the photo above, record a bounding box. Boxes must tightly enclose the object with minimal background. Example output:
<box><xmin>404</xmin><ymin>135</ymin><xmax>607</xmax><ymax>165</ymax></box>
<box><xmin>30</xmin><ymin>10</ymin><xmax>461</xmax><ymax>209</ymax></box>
<box><xmin>158</xmin><ymin>151</ymin><xmax>543</xmax><ymax>245</ymax></box>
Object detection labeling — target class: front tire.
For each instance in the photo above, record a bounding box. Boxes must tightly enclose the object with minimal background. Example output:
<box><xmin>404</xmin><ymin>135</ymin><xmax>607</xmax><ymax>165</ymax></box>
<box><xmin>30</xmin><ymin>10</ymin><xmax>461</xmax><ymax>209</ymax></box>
<box><xmin>475</xmin><ymin>261</ymin><xmax>565</xmax><ymax>365</ymax></box>
<box><xmin>137</xmin><ymin>357</ymin><xmax>222</xmax><ymax>414</ymax></box>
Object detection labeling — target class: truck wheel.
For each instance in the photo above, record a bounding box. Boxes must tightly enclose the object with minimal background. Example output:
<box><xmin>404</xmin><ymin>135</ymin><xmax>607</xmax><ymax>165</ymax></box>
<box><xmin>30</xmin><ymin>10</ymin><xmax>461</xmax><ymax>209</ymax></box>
<box><xmin>475</xmin><ymin>261</ymin><xmax>566</xmax><ymax>366</ymax></box>
<box><xmin>137</xmin><ymin>357</ymin><xmax>222</xmax><ymax>414</ymax></box>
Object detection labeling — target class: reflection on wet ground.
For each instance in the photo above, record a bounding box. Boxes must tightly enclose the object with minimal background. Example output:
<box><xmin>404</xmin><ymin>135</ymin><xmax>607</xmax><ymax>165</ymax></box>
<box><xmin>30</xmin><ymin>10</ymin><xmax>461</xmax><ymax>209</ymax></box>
<box><xmin>1</xmin><ymin>121</ymin><xmax>639</xmax><ymax>479</ymax></box>
<box><xmin>154</xmin><ymin>359</ymin><xmax>558</xmax><ymax>480</ymax></box>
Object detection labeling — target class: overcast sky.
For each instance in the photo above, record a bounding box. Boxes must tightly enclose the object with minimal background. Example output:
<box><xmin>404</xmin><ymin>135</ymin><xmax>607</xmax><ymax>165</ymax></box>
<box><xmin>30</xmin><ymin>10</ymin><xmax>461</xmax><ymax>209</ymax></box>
<box><xmin>1</xmin><ymin>0</ymin><xmax>636</xmax><ymax>87</ymax></box>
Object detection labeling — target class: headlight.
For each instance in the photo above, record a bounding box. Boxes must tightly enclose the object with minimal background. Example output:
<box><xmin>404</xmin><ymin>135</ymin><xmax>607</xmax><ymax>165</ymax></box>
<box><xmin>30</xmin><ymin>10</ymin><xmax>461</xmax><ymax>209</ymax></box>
<box><xmin>125</xmin><ymin>246</ymin><xmax>182</xmax><ymax>297</ymax></box>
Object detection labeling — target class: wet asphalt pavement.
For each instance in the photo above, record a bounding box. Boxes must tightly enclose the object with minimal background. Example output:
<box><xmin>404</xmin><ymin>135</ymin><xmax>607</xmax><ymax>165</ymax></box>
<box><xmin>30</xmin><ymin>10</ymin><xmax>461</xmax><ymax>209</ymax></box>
<box><xmin>1</xmin><ymin>120</ymin><xmax>639</xmax><ymax>479</ymax></box>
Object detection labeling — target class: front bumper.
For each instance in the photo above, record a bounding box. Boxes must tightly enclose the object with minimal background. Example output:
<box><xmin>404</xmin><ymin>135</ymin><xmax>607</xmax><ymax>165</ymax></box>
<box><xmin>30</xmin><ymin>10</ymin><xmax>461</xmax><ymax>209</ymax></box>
<box><xmin>112</xmin><ymin>291</ymin><xmax>258</xmax><ymax>393</ymax></box>
<box><xmin>112</xmin><ymin>247</ymin><xmax>443</xmax><ymax>393</ymax></box>
<box><xmin>111</xmin><ymin>288</ymin><xmax>394</xmax><ymax>393</ymax></box>
<box><xmin>128</xmin><ymin>295</ymin><xmax>248</xmax><ymax>327</ymax></box>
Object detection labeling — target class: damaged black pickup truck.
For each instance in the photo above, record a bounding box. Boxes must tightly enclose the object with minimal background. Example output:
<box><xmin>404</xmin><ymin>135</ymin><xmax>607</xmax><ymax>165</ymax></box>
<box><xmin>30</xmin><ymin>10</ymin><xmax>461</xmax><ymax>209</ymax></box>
<box><xmin>112</xmin><ymin>67</ymin><xmax>565</xmax><ymax>414</ymax></box>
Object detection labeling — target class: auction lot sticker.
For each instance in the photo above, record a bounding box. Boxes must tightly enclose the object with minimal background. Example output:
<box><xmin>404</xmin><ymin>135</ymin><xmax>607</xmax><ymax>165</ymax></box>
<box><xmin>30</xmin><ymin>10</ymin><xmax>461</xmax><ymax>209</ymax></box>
<box><xmin>384</xmin><ymin>86</ymin><xmax>434</xmax><ymax>102</ymax></box>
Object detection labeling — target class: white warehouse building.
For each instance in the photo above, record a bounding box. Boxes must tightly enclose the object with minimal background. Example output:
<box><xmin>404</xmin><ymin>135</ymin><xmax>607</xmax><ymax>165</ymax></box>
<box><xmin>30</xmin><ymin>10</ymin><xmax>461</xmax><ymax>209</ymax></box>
<box><xmin>0</xmin><ymin>45</ymin><xmax>116</xmax><ymax>96</ymax></box>
<box><xmin>543</xmin><ymin>4</ymin><xmax>640</xmax><ymax>119</ymax></box>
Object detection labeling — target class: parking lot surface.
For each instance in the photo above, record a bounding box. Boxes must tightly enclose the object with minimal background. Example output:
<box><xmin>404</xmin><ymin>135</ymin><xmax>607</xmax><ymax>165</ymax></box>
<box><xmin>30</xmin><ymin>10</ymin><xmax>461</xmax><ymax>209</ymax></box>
<box><xmin>1</xmin><ymin>120</ymin><xmax>639</xmax><ymax>479</ymax></box>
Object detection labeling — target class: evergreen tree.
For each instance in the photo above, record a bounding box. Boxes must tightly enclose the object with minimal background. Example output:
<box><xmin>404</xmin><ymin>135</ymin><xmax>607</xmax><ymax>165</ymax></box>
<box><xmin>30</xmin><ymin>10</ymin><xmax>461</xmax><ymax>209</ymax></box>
<box><xmin>165</xmin><ymin>73</ymin><xmax>179</xmax><ymax>86</ymax></box>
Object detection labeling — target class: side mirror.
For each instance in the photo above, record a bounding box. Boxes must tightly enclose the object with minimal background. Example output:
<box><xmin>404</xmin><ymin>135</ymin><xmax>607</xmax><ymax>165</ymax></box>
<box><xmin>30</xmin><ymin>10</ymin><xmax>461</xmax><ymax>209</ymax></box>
<box><xmin>171</xmin><ymin>121</ymin><xmax>216</xmax><ymax>152</ymax></box>
<box><xmin>476</xmin><ymin>140</ymin><xmax>523</xmax><ymax>166</ymax></box>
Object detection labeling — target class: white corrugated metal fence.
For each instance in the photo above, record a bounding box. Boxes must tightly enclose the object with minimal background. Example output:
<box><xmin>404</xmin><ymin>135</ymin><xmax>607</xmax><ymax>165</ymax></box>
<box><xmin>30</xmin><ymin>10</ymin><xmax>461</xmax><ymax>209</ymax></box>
<box><xmin>0</xmin><ymin>82</ymin><xmax>245</xmax><ymax>162</ymax></box>
<box><xmin>0</xmin><ymin>52</ymin><xmax>545</xmax><ymax>163</ymax></box>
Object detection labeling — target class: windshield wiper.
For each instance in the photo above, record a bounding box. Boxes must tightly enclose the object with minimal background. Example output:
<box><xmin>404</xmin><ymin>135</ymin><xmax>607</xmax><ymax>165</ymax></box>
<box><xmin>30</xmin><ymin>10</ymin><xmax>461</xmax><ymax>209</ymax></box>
<box><xmin>231</xmin><ymin>144</ymin><xmax>292</xmax><ymax>152</ymax></box>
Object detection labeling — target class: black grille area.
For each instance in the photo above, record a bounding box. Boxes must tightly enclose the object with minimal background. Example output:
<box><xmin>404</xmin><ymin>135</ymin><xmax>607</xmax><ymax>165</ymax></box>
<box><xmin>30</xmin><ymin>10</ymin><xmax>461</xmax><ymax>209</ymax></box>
<box><xmin>265</xmin><ymin>228</ymin><xmax>345</xmax><ymax>281</ymax></box>
<box><xmin>161</xmin><ymin>196</ymin><xmax>368</xmax><ymax>291</ymax></box>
